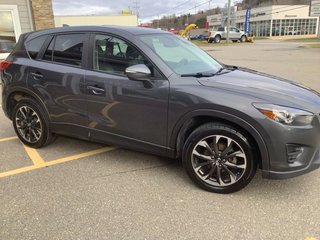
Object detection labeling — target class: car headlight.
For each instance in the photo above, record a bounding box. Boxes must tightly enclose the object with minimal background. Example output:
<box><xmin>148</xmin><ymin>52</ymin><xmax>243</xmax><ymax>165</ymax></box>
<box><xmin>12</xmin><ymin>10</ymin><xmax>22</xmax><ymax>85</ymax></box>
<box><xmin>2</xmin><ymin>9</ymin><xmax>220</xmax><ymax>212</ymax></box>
<box><xmin>253</xmin><ymin>103</ymin><xmax>314</xmax><ymax>126</ymax></box>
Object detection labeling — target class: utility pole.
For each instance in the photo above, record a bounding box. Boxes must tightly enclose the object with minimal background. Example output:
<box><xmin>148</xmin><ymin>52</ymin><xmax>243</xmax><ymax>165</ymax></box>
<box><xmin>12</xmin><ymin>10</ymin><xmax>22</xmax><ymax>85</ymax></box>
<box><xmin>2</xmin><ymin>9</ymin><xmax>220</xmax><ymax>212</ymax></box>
<box><xmin>226</xmin><ymin>0</ymin><xmax>231</xmax><ymax>43</ymax></box>
<box><xmin>133</xmin><ymin>0</ymin><xmax>139</xmax><ymax>25</ymax></box>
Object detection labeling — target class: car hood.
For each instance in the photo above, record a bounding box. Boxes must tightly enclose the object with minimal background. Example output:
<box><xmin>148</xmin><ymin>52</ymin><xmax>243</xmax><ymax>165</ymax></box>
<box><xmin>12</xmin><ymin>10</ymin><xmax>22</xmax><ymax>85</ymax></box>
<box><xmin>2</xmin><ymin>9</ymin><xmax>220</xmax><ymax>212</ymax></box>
<box><xmin>198</xmin><ymin>68</ymin><xmax>320</xmax><ymax>113</ymax></box>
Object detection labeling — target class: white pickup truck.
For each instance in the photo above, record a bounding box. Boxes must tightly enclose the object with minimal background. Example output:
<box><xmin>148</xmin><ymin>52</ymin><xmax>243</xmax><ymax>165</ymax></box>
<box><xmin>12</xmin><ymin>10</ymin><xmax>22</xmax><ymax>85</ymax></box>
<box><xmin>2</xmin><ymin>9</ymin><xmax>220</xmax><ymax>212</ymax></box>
<box><xmin>208</xmin><ymin>26</ymin><xmax>247</xmax><ymax>43</ymax></box>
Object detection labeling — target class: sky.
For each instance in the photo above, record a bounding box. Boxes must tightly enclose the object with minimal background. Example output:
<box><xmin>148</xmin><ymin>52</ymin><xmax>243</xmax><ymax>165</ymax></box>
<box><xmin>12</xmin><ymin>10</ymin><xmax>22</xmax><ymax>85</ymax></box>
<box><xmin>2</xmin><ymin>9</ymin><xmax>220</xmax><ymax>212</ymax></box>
<box><xmin>52</xmin><ymin>0</ymin><xmax>239</xmax><ymax>22</ymax></box>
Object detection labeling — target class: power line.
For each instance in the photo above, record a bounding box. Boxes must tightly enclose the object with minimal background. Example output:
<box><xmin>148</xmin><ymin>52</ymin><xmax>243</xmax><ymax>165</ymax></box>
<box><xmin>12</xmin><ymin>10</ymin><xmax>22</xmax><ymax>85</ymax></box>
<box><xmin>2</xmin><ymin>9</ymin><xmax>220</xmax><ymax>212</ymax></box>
<box><xmin>140</xmin><ymin>0</ymin><xmax>194</xmax><ymax>18</ymax></box>
<box><xmin>141</xmin><ymin>0</ymin><xmax>212</xmax><ymax>18</ymax></box>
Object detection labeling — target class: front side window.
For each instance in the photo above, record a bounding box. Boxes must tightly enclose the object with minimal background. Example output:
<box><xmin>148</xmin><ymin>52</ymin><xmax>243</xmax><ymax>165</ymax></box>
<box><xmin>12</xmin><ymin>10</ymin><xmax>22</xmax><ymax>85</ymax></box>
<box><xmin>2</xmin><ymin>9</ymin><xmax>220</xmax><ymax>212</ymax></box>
<box><xmin>93</xmin><ymin>34</ymin><xmax>148</xmax><ymax>75</ymax></box>
<box><xmin>139</xmin><ymin>34</ymin><xmax>222</xmax><ymax>75</ymax></box>
<box><xmin>43</xmin><ymin>34</ymin><xmax>85</xmax><ymax>66</ymax></box>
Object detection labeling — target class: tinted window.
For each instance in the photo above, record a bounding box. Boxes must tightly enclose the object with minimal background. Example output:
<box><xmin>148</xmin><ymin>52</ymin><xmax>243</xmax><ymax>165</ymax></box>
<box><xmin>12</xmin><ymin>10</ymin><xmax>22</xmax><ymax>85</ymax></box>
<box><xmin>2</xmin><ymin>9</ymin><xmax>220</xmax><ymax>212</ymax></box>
<box><xmin>94</xmin><ymin>34</ymin><xmax>148</xmax><ymax>75</ymax></box>
<box><xmin>25</xmin><ymin>35</ymin><xmax>47</xmax><ymax>59</ymax></box>
<box><xmin>48</xmin><ymin>34</ymin><xmax>85</xmax><ymax>66</ymax></box>
<box><xmin>218</xmin><ymin>27</ymin><xmax>225</xmax><ymax>31</ymax></box>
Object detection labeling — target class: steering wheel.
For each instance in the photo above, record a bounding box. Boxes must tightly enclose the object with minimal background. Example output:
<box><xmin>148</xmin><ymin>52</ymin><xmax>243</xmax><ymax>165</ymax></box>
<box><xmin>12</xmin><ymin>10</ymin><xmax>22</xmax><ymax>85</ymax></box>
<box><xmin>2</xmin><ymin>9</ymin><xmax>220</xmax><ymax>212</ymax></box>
<box><xmin>116</xmin><ymin>52</ymin><xmax>125</xmax><ymax>58</ymax></box>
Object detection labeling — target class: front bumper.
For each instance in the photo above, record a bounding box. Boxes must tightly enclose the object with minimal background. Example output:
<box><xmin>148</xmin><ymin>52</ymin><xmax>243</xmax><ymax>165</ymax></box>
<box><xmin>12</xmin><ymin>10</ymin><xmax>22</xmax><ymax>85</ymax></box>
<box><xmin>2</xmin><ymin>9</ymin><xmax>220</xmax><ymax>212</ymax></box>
<box><xmin>260</xmin><ymin>114</ymin><xmax>320</xmax><ymax>179</ymax></box>
<box><xmin>262</xmin><ymin>148</ymin><xmax>320</xmax><ymax>179</ymax></box>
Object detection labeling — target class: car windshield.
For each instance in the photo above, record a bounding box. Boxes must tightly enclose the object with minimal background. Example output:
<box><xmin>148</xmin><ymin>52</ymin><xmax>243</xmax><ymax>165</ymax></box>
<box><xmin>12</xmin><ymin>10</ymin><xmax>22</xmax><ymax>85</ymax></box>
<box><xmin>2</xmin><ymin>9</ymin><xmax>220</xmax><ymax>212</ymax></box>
<box><xmin>139</xmin><ymin>34</ymin><xmax>222</xmax><ymax>75</ymax></box>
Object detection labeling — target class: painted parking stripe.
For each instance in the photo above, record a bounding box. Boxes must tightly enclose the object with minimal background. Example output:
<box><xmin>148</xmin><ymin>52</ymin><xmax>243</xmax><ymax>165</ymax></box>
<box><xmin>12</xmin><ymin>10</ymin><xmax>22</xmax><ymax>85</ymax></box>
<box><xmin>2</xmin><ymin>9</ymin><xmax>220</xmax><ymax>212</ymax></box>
<box><xmin>0</xmin><ymin>136</ymin><xmax>18</xmax><ymax>142</ymax></box>
<box><xmin>24</xmin><ymin>146</ymin><xmax>46</xmax><ymax>167</ymax></box>
<box><xmin>0</xmin><ymin>146</ymin><xmax>116</xmax><ymax>178</ymax></box>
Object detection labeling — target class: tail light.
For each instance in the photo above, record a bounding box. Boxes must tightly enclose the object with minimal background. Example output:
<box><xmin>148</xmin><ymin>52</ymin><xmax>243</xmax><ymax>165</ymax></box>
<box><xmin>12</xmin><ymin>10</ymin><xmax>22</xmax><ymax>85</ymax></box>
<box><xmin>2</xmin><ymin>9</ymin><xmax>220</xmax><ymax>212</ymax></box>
<box><xmin>0</xmin><ymin>61</ymin><xmax>12</xmax><ymax>72</ymax></box>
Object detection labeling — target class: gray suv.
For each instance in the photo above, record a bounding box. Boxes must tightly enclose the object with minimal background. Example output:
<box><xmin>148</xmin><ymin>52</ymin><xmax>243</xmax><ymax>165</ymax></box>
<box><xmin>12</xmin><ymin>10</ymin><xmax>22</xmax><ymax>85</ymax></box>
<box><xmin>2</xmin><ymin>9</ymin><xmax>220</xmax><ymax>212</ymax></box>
<box><xmin>1</xmin><ymin>26</ymin><xmax>320</xmax><ymax>193</ymax></box>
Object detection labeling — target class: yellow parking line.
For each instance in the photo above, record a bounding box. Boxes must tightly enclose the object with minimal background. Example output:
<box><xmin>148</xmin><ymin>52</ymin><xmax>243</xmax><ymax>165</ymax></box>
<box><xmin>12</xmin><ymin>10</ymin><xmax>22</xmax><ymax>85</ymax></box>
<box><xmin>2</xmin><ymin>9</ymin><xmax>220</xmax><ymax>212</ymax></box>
<box><xmin>0</xmin><ymin>165</ymin><xmax>44</xmax><ymax>178</ymax></box>
<box><xmin>23</xmin><ymin>146</ymin><xmax>46</xmax><ymax>167</ymax></box>
<box><xmin>46</xmin><ymin>146</ymin><xmax>116</xmax><ymax>166</ymax></box>
<box><xmin>0</xmin><ymin>136</ymin><xmax>18</xmax><ymax>142</ymax></box>
<box><xmin>0</xmin><ymin>146</ymin><xmax>116</xmax><ymax>178</ymax></box>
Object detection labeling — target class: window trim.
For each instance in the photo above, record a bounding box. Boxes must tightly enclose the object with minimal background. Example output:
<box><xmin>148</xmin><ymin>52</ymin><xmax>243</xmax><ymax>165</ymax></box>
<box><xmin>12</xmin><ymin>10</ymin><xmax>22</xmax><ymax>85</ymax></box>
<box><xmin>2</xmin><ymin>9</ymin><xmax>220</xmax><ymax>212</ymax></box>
<box><xmin>88</xmin><ymin>32</ymin><xmax>167</xmax><ymax>80</ymax></box>
<box><xmin>24</xmin><ymin>34</ymin><xmax>51</xmax><ymax>60</ymax></box>
<box><xmin>36</xmin><ymin>34</ymin><xmax>54</xmax><ymax>61</ymax></box>
<box><xmin>37</xmin><ymin>32</ymin><xmax>90</xmax><ymax>69</ymax></box>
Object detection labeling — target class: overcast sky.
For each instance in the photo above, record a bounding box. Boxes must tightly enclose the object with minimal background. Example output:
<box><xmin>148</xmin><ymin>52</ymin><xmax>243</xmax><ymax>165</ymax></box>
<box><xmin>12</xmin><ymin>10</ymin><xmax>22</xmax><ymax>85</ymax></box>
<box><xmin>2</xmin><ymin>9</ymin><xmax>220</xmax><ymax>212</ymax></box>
<box><xmin>52</xmin><ymin>0</ymin><xmax>238</xmax><ymax>22</ymax></box>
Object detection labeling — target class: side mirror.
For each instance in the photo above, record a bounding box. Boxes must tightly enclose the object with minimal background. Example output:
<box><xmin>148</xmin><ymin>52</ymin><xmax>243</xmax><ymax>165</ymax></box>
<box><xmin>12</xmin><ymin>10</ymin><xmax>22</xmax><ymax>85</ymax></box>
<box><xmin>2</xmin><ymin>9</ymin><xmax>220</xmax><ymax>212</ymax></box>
<box><xmin>125</xmin><ymin>64</ymin><xmax>153</xmax><ymax>88</ymax></box>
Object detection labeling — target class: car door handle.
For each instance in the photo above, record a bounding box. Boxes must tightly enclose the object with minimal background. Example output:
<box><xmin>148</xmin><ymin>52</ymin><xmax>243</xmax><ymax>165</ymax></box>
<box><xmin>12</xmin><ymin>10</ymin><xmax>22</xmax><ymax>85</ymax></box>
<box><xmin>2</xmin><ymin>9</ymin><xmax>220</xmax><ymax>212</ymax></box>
<box><xmin>87</xmin><ymin>85</ymin><xmax>105</xmax><ymax>95</ymax></box>
<box><xmin>31</xmin><ymin>72</ymin><xmax>43</xmax><ymax>80</ymax></box>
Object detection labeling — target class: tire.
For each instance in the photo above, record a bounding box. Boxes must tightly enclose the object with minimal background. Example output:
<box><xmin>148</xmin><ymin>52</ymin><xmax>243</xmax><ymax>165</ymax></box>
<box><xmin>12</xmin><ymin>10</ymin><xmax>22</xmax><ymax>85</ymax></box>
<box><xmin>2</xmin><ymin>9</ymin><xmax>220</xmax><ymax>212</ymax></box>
<box><xmin>232</xmin><ymin>40</ymin><xmax>238</xmax><ymax>43</ymax></box>
<box><xmin>208</xmin><ymin>38</ymin><xmax>213</xmax><ymax>43</ymax></box>
<box><xmin>214</xmin><ymin>35</ymin><xmax>221</xmax><ymax>43</ymax></box>
<box><xmin>240</xmin><ymin>35</ymin><xmax>247</xmax><ymax>42</ymax></box>
<box><xmin>12</xmin><ymin>99</ymin><xmax>55</xmax><ymax>148</ymax></box>
<box><xmin>182</xmin><ymin>122</ymin><xmax>257</xmax><ymax>194</ymax></box>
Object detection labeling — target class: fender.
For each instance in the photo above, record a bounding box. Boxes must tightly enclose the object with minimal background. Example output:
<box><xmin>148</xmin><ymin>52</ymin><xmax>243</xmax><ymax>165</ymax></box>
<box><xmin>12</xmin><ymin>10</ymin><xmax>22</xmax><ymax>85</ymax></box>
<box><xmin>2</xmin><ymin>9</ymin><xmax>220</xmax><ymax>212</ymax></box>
<box><xmin>4</xmin><ymin>86</ymin><xmax>51</xmax><ymax>121</ymax></box>
<box><xmin>169</xmin><ymin>109</ymin><xmax>271</xmax><ymax>174</ymax></box>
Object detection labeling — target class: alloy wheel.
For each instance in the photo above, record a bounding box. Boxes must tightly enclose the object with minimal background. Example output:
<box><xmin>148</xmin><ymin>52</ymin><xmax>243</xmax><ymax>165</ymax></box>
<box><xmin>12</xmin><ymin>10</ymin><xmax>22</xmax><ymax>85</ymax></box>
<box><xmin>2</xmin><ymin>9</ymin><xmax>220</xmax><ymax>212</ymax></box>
<box><xmin>15</xmin><ymin>106</ymin><xmax>43</xmax><ymax>143</ymax></box>
<box><xmin>191</xmin><ymin>135</ymin><xmax>247</xmax><ymax>187</ymax></box>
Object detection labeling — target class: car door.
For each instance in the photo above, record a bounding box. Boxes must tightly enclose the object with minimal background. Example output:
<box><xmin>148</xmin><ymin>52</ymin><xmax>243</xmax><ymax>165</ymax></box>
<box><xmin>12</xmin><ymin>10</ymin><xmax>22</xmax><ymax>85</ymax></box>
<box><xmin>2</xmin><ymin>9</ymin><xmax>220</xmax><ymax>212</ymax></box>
<box><xmin>229</xmin><ymin>27</ymin><xmax>239</xmax><ymax>39</ymax></box>
<box><xmin>27</xmin><ymin>33</ymin><xmax>89</xmax><ymax>137</ymax></box>
<box><xmin>85</xmin><ymin>33</ymin><xmax>169</xmax><ymax>151</ymax></box>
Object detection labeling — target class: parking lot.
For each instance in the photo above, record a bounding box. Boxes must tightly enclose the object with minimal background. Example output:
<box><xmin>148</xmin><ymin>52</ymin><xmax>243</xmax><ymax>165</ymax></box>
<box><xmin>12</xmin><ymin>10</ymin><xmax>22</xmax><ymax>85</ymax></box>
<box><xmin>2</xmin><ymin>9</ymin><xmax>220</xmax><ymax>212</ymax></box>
<box><xmin>1</xmin><ymin>39</ymin><xmax>320</xmax><ymax>240</ymax></box>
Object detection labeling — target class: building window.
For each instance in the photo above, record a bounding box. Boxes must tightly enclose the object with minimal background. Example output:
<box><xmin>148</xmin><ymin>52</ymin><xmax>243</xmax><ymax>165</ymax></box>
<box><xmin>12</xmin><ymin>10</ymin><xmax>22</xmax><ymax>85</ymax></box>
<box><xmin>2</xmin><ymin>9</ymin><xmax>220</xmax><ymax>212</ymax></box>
<box><xmin>272</xmin><ymin>18</ymin><xmax>317</xmax><ymax>36</ymax></box>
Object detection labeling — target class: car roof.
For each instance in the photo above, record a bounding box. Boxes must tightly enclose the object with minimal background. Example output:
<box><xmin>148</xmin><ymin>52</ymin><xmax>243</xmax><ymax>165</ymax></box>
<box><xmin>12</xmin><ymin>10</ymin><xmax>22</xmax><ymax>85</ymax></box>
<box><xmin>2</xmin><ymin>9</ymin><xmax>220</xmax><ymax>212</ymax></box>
<box><xmin>28</xmin><ymin>25</ymin><xmax>168</xmax><ymax>38</ymax></box>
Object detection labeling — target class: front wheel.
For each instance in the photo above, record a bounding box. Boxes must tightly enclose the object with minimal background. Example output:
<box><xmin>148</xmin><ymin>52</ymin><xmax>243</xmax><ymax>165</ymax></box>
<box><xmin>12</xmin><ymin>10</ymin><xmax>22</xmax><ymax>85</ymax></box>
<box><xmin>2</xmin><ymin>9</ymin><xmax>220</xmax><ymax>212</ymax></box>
<box><xmin>182</xmin><ymin>123</ymin><xmax>257</xmax><ymax>193</ymax></box>
<box><xmin>12</xmin><ymin>99</ymin><xmax>55</xmax><ymax>148</ymax></box>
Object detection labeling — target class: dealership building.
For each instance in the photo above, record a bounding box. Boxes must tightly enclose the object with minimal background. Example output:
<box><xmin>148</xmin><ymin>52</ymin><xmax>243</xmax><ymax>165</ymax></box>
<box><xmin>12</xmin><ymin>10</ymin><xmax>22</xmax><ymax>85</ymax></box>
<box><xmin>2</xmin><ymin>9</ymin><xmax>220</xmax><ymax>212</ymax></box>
<box><xmin>207</xmin><ymin>5</ymin><xmax>319</xmax><ymax>37</ymax></box>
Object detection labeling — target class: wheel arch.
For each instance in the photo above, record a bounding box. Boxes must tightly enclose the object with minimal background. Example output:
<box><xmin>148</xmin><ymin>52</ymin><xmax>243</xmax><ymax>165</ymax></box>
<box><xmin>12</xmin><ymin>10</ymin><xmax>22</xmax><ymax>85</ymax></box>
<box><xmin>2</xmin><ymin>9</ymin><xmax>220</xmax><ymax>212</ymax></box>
<box><xmin>5</xmin><ymin>87</ymin><xmax>50</xmax><ymax>121</ymax></box>
<box><xmin>170</xmin><ymin>109</ymin><xmax>270</xmax><ymax>172</ymax></box>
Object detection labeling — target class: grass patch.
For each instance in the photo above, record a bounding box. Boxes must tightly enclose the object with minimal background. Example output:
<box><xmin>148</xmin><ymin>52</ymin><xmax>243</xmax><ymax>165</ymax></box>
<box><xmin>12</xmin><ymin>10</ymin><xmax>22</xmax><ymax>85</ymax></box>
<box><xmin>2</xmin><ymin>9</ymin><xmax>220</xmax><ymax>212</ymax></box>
<box><xmin>285</xmin><ymin>37</ymin><xmax>320</xmax><ymax>42</ymax></box>
<box><xmin>303</xmin><ymin>43</ymin><xmax>320</xmax><ymax>48</ymax></box>
<box><xmin>191</xmin><ymin>40</ymin><xmax>250</xmax><ymax>46</ymax></box>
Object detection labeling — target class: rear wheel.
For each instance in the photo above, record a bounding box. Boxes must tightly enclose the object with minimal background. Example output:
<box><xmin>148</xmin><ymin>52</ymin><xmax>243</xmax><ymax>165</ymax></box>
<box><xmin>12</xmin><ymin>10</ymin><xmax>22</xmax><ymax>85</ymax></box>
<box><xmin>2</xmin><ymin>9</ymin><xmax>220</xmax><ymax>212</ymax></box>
<box><xmin>12</xmin><ymin>99</ymin><xmax>55</xmax><ymax>148</ymax></box>
<box><xmin>240</xmin><ymin>35</ymin><xmax>247</xmax><ymax>42</ymax></box>
<box><xmin>182</xmin><ymin>123</ymin><xmax>257</xmax><ymax>193</ymax></box>
<box><xmin>208</xmin><ymin>38</ymin><xmax>213</xmax><ymax>43</ymax></box>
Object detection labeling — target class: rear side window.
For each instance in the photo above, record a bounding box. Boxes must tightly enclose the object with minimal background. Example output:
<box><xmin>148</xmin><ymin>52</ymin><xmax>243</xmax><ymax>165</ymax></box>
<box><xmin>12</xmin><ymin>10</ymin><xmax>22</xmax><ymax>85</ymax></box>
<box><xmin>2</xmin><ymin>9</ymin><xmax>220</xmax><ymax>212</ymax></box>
<box><xmin>43</xmin><ymin>34</ymin><xmax>85</xmax><ymax>66</ymax></box>
<box><xmin>218</xmin><ymin>27</ymin><xmax>225</xmax><ymax>31</ymax></box>
<box><xmin>25</xmin><ymin>35</ymin><xmax>48</xmax><ymax>59</ymax></box>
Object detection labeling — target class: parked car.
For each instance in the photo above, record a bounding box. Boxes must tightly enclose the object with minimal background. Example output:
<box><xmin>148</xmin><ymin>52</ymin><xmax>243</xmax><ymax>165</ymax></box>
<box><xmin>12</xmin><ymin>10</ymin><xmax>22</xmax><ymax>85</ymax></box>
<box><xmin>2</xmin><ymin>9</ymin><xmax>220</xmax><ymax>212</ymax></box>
<box><xmin>208</xmin><ymin>26</ymin><xmax>247</xmax><ymax>43</ymax></box>
<box><xmin>0</xmin><ymin>39</ymin><xmax>15</xmax><ymax>53</ymax></box>
<box><xmin>0</xmin><ymin>39</ymin><xmax>15</xmax><ymax>60</ymax></box>
<box><xmin>190</xmin><ymin>34</ymin><xmax>203</xmax><ymax>40</ymax></box>
<box><xmin>1</xmin><ymin>26</ymin><xmax>320</xmax><ymax>193</ymax></box>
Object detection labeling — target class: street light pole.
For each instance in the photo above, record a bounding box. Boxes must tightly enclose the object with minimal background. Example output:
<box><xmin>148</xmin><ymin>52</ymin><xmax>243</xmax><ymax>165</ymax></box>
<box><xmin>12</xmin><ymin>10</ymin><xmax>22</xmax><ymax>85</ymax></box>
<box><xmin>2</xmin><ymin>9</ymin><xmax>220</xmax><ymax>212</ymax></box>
<box><xmin>226</xmin><ymin>0</ymin><xmax>231</xmax><ymax>43</ymax></box>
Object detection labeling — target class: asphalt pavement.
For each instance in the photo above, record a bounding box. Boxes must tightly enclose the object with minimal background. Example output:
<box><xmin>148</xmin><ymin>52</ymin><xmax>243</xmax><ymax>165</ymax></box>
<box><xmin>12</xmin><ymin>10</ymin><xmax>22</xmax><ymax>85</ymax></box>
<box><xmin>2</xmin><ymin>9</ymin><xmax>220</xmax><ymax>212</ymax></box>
<box><xmin>1</xmin><ymin>39</ymin><xmax>320</xmax><ymax>240</ymax></box>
